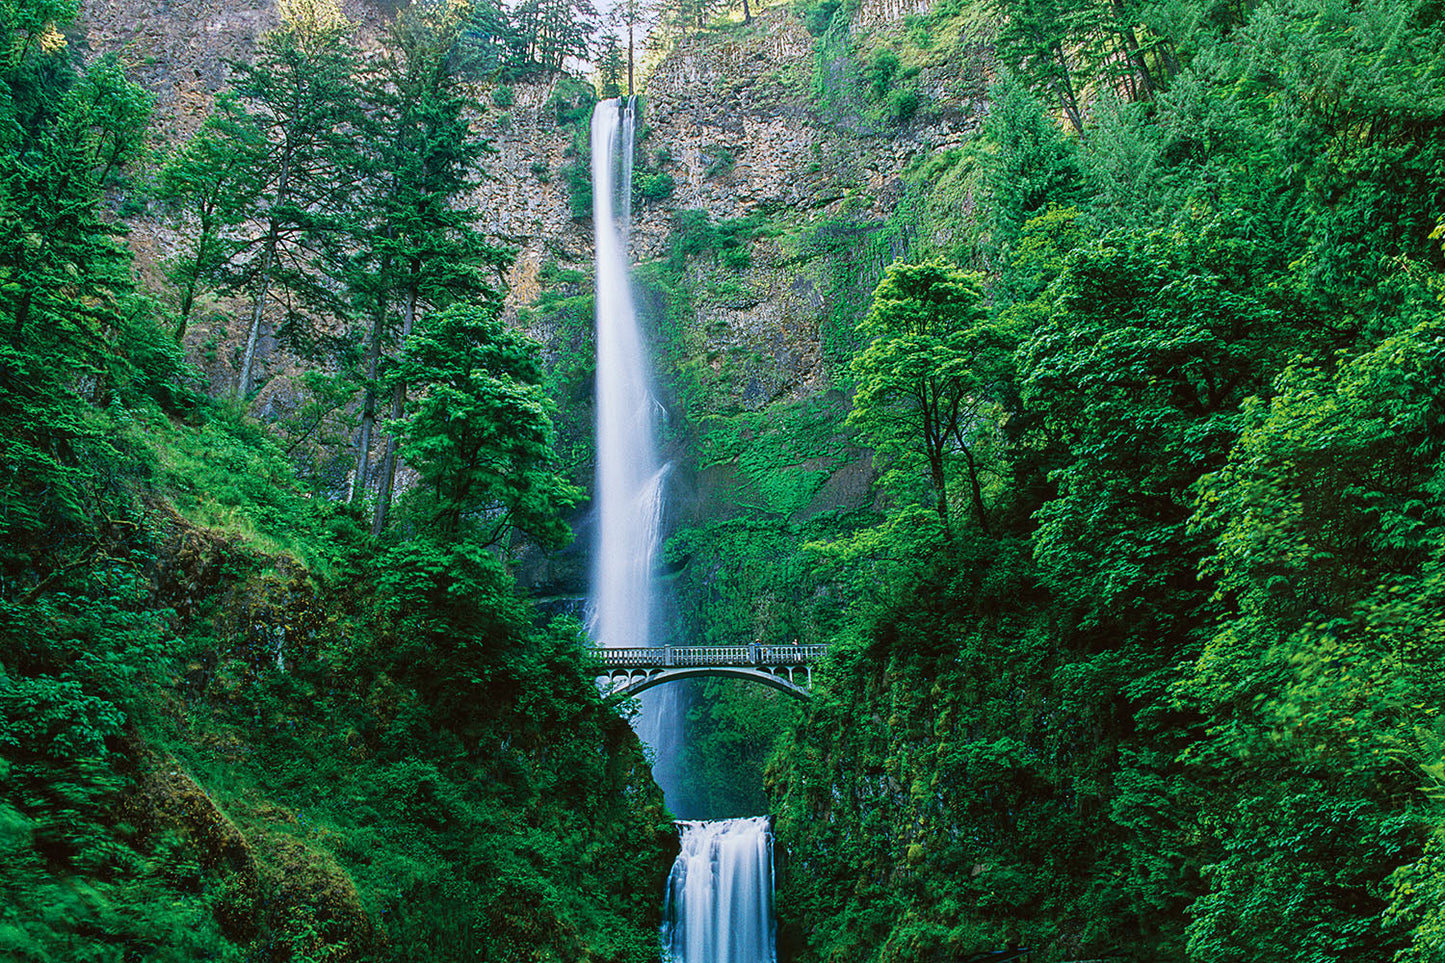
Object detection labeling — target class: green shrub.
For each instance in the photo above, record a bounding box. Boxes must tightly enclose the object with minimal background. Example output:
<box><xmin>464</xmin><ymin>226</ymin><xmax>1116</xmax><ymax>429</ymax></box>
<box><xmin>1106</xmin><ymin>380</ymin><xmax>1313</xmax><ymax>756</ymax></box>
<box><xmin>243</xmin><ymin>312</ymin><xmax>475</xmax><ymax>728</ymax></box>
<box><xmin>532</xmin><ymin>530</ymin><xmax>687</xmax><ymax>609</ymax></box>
<box><xmin>802</xmin><ymin>0</ymin><xmax>841</xmax><ymax>36</ymax></box>
<box><xmin>561</xmin><ymin>158</ymin><xmax>592</xmax><ymax>219</ymax></box>
<box><xmin>704</xmin><ymin>146</ymin><xmax>737</xmax><ymax>179</ymax></box>
<box><xmin>865</xmin><ymin>48</ymin><xmax>899</xmax><ymax>99</ymax></box>
<box><xmin>888</xmin><ymin>87</ymin><xmax>921</xmax><ymax>122</ymax></box>
<box><xmin>637</xmin><ymin>170</ymin><xmax>675</xmax><ymax>202</ymax></box>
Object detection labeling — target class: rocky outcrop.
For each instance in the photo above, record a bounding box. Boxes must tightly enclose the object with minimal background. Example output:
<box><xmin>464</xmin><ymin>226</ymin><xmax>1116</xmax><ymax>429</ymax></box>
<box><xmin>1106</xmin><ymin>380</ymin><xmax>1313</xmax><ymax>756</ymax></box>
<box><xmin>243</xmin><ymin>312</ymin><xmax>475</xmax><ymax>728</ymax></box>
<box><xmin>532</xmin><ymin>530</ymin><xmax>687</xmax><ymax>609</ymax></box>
<box><xmin>76</xmin><ymin>0</ymin><xmax>389</xmax><ymax>143</ymax></box>
<box><xmin>129</xmin><ymin>755</ymin><xmax>261</xmax><ymax>942</ymax></box>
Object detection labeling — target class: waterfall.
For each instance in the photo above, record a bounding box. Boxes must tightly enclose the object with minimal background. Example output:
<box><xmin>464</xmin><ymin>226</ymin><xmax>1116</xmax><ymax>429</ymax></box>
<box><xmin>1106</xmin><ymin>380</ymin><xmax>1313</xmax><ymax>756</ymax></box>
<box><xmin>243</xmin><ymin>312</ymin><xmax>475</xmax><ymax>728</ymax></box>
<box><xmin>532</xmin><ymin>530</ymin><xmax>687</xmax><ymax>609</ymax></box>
<box><xmin>588</xmin><ymin>99</ymin><xmax>777</xmax><ymax>963</ymax></box>
<box><xmin>590</xmin><ymin>96</ymin><xmax>661</xmax><ymax>650</ymax></box>
<box><xmin>663</xmin><ymin>817</ymin><xmax>778</xmax><ymax>963</ymax></box>
<box><xmin>588</xmin><ymin>97</ymin><xmax>685</xmax><ymax>800</ymax></box>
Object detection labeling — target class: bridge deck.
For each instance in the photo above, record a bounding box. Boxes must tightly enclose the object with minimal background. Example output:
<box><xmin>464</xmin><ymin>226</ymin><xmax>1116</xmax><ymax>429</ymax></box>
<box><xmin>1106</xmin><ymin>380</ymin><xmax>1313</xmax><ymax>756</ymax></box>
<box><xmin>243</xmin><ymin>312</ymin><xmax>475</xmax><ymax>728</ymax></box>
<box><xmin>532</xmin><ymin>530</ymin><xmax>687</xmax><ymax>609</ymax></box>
<box><xmin>593</xmin><ymin>644</ymin><xmax>827</xmax><ymax>669</ymax></box>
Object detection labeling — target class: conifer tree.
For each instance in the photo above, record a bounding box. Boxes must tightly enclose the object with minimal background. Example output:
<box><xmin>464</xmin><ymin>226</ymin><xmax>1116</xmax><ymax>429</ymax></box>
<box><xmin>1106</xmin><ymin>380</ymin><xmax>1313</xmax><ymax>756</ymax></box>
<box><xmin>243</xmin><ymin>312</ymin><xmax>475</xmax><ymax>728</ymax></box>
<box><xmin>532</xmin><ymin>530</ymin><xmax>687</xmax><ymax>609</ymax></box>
<box><xmin>156</xmin><ymin>95</ymin><xmax>260</xmax><ymax>342</ymax></box>
<box><xmin>220</xmin><ymin>0</ymin><xmax>360</xmax><ymax>401</ymax></box>
<box><xmin>395</xmin><ymin>302</ymin><xmax>580</xmax><ymax>545</ymax></box>
<box><xmin>349</xmin><ymin>0</ymin><xmax>512</xmax><ymax>535</ymax></box>
<box><xmin>597</xmin><ymin>32</ymin><xmax>625</xmax><ymax>98</ymax></box>
<box><xmin>511</xmin><ymin>0</ymin><xmax>597</xmax><ymax>74</ymax></box>
<box><xmin>0</xmin><ymin>49</ymin><xmax>149</xmax><ymax>356</ymax></box>
<box><xmin>607</xmin><ymin>0</ymin><xmax>655</xmax><ymax>93</ymax></box>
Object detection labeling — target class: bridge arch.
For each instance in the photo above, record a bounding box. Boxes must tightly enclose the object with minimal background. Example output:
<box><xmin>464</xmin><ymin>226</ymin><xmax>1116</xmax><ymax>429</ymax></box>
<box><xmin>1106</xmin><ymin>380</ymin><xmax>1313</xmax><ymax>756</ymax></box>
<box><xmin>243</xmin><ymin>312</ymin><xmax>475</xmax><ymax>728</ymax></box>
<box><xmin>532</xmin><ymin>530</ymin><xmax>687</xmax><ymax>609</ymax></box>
<box><xmin>593</xmin><ymin>644</ymin><xmax>825</xmax><ymax>702</ymax></box>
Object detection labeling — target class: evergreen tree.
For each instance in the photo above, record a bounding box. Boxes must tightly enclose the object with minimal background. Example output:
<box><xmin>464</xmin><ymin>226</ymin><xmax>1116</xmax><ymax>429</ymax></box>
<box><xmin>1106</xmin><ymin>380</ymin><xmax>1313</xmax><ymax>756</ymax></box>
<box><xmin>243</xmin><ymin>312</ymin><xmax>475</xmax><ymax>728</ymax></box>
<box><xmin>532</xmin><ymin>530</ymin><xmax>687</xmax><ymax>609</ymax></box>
<box><xmin>511</xmin><ymin>0</ymin><xmax>597</xmax><ymax>74</ymax></box>
<box><xmin>607</xmin><ymin>0</ymin><xmax>655</xmax><ymax>94</ymax></box>
<box><xmin>394</xmin><ymin>302</ymin><xmax>581</xmax><ymax>545</ymax></box>
<box><xmin>597</xmin><ymin>32</ymin><xmax>625</xmax><ymax>99</ymax></box>
<box><xmin>155</xmin><ymin>95</ymin><xmax>261</xmax><ymax>342</ymax></box>
<box><xmin>349</xmin><ymin>0</ymin><xmax>513</xmax><ymax>535</ymax></box>
<box><xmin>219</xmin><ymin>0</ymin><xmax>361</xmax><ymax>401</ymax></box>
<box><xmin>0</xmin><ymin>49</ymin><xmax>149</xmax><ymax>357</ymax></box>
<box><xmin>977</xmin><ymin>73</ymin><xmax>1083</xmax><ymax>281</ymax></box>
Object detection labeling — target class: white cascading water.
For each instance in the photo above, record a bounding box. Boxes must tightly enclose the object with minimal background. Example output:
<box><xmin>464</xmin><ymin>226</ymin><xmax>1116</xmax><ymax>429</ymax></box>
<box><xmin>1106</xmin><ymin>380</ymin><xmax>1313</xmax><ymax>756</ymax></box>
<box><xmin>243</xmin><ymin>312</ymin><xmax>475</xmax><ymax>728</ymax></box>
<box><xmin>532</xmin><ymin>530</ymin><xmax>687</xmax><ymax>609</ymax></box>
<box><xmin>589</xmin><ymin>99</ymin><xmax>778</xmax><ymax>963</ymax></box>
<box><xmin>590</xmin><ymin>95</ymin><xmax>662</xmax><ymax>656</ymax></box>
<box><xmin>664</xmin><ymin>817</ymin><xmax>778</xmax><ymax>963</ymax></box>
<box><xmin>587</xmin><ymin>97</ymin><xmax>682</xmax><ymax>795</ymax></box>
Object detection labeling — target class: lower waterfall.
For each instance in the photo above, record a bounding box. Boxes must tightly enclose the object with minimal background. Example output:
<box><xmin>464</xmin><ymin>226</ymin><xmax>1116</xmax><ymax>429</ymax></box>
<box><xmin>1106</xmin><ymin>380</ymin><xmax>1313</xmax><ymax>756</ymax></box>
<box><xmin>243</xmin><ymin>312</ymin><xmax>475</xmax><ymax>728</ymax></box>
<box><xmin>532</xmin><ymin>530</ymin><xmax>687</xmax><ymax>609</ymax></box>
<box><xmin>663</xmin><ymin>817</ymin><xmax>778</xmax><ymax>963</ymax></box>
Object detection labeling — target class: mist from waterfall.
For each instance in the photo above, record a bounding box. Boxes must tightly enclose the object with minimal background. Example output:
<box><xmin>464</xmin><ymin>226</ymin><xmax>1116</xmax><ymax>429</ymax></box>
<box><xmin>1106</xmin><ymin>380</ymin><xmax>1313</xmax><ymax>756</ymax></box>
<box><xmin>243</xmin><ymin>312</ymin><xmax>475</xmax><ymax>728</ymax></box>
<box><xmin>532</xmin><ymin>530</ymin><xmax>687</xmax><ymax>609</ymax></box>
<box><xmin>663</xmin><ymin>817</ymin><xmax>778</xmax><ymax>963</ymax></box>
<box><xmin>587</xmin><ymin>97</ymin><xmax>684</xmax><ymax>803</ymax></box>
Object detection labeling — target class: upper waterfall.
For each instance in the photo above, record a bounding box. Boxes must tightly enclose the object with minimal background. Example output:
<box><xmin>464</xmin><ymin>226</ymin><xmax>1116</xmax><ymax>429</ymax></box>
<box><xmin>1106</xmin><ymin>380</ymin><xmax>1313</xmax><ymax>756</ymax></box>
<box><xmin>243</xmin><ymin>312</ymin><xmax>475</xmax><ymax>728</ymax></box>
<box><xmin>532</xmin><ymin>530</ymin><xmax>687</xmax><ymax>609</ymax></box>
<box><xmin>589</xmin><ymin>96</ymin><xmax>666</xmax><ymax>652</ymax></box>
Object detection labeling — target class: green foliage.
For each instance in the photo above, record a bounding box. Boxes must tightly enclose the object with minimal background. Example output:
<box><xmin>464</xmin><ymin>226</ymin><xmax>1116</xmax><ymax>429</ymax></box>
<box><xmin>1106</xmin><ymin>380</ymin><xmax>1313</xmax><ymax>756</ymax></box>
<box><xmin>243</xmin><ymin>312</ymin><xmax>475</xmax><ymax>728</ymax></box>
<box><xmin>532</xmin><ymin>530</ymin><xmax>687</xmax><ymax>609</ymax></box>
<box><xmin>526</xmin><ymin>260</ymin><xmax>596</xmax><ymax>487</ymax></box>
<box><xmin>667</xmin><ymin>209</ymin><xmax>765</xmax><ymax>274</ymax></box>
<box><xmin>977</xmin><ymin>73</ymin><xmax>1083</xmax><ymax>276</ymax></box>
<box><xmin>850</xmin><ymin>259</ymin><xmax>1011</xmax><ymax>535</ymax></box>
<box><xmin>562</xmin><ymin>154</ymin><xmax>593</xmax><ymax>219</ymax></box>
<box><xmin>0</xmin><ymin>555</ymin><xmax>243</xmax><ymax>960</ymax></box>
<box><xmin>0</xmin><ymin>10</ymin><xmax>669</xmax><ymax>961</ymax></box>
<box><xmin>801</xmin><ymin>0</ymin><xmax>840</xmax><ymax>35</ymax></box>
<box><xmin>547</xmin><ymin>72</ymin><xmax>599</xmax><ymax>128</ymax></box>
<box><xmin>635</xmin><ymin>167</ymin><xmax>675</xmax><ymax>202</ymax></box>
<box><xmin>208</xmin><ymin>13</ymin><xmax>361</xmax><ymax>399</ymax></box>
<box><xmin>862</xmin><ymin>48</ymin><xmax>908</xmax><ymax>101</ymax></box>
<box><xmin>884</xmin><ymin>86</ymin><xmax>920</xmax><ymax>122</ymax></box>
<box><xmin>768</xmin><ymin>1</ymin><xmax>1445</xmax><ymax>960</ymax></box>
<box><xmin>395</xmin><ymin>302</ymin><xmax>582</xmax><ymax>546</ymax></box>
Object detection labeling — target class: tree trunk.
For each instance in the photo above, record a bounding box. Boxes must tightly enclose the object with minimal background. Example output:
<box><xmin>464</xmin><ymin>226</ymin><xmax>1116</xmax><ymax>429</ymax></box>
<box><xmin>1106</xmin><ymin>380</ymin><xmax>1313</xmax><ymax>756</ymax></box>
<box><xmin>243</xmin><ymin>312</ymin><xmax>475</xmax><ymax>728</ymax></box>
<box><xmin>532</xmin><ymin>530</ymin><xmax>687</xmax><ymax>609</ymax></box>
<box><xmin>742</xmin><ymin>0</ymin><xmax>751</xmax><ymax>24</ymax></box>
<box><xmin>930</xmin><ymin>450</ymin><xmax>950</xmax><ymax>535</ymax></box>
<box><xmin>236</xmin><ymin>235</ymin><xmax>276</xmax><ymax>400</ymax></box>
<box><xmin>238</xmin><ymin>141</ymin><xmax>293</xmax><ymax>401</ymax></box>
<box><xmin>372</xmin><ymin>284</ymin><xmax>417</xmax><ymax>536</ymax></box>
<box><xmin>1109</xmin><ymin>1</ymin><xmax>1156</xmax><ymax>101</ymax></box>
<box><xmin>176</xmin><ymin>223</ymin><xmax>212</xmax><ymax>343</ymax></box>
<box><xmin>627</xmin><ymin>22</ymin><xmax>635</xmax><ymax>95</ymax></box>
<box><xmin>1050</xmin><ymin>44</ymin><xmax>1087</xmax><ymax>139</ymax></box>
<box><xmin>925</xmin><ymin>416</ymin><xmax>950</xmax><ymax>535</ymax></box>
<box><xmin>351</xmin><ymin>308</ymin><xmax>384</xmax><ymax>505</ymax></box>
<box><xmin>11</xmin><ymin>288</ymin><xmax>33</xmax><ymax>344</ymax></box>
<box><xmin>960</xmin><ymin>445</ymin><xmax>990</xmax><ymax>536</ymax></box>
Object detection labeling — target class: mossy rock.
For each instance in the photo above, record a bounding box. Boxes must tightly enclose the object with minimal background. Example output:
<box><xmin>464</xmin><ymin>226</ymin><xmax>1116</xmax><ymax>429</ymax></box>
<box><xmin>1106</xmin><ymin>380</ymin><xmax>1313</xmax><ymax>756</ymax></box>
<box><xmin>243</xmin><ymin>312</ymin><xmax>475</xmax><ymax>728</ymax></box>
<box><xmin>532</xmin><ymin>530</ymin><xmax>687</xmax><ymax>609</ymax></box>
<box><xmin>129</xmin><ymin>754</ymin><xmax>260</xmax><ymax>942</ymax></box>
<box><xmin>257</xmin><ymin>833</ymin><xmax>374</xmax><ymax>962</ymax></box>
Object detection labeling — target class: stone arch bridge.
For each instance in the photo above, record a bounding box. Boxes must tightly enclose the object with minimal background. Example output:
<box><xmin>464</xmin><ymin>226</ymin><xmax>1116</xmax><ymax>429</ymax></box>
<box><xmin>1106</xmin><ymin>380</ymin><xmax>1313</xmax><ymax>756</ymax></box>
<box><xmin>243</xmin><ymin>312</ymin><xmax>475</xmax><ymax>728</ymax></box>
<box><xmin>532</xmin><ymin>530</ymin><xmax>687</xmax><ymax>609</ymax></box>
<box><xmin>593</xmin><ymin>644</ymin><xmax>827</xmax><ymax>700</ymax></box>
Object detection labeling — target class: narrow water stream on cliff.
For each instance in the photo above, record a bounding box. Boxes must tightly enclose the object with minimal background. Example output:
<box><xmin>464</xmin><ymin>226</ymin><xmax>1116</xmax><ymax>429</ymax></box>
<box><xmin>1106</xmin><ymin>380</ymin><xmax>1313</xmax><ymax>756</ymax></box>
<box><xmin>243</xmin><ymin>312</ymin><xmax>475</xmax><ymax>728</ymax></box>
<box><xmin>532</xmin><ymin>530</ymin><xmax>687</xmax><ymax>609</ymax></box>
<box><xmin>588</xmin><ymin>97</ymin><xmax>778</xmax><ymax>963</ymax></box>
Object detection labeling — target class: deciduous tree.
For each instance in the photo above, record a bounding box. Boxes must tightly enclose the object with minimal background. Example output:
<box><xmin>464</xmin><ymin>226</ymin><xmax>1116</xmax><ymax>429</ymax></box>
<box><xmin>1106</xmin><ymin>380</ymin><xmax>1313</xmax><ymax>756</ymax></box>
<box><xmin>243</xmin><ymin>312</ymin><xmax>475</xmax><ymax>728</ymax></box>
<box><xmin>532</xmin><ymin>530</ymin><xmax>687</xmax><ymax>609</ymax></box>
<box><xmin>848</xmin><ymin>260</ymin><xmax>1014</xmax><ymax>537</ymax></box>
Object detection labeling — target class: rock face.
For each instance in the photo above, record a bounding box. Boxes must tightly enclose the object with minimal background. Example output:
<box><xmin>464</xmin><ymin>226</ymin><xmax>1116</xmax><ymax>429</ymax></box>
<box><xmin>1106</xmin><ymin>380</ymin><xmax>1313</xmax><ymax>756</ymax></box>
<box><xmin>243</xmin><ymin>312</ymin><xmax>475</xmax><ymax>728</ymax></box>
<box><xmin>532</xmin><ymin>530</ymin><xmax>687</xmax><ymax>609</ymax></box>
<box><xmin>77</xmin><ymin>0</ymin><xmax>389</xmax><ymax>142</ymax></box>
<box><xmin>78</xmin><ymin>0</ymin><xmax>989</xmax><ymax>410</ymax></box>
<box><xmin>488</xmin><ymin>4</ymin><xmax>991</xmax><ymax>410</ymax></box>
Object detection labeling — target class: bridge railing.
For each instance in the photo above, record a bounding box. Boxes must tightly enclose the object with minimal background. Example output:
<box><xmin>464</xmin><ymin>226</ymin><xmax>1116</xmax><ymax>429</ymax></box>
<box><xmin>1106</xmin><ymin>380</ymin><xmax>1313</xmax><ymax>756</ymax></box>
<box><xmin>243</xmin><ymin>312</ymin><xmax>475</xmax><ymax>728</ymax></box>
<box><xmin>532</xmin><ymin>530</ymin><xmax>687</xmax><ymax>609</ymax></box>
<box><xmin>592</xmin><ymin>644</ymin><xmax>827</xmax><ymax>669</ymax></box>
